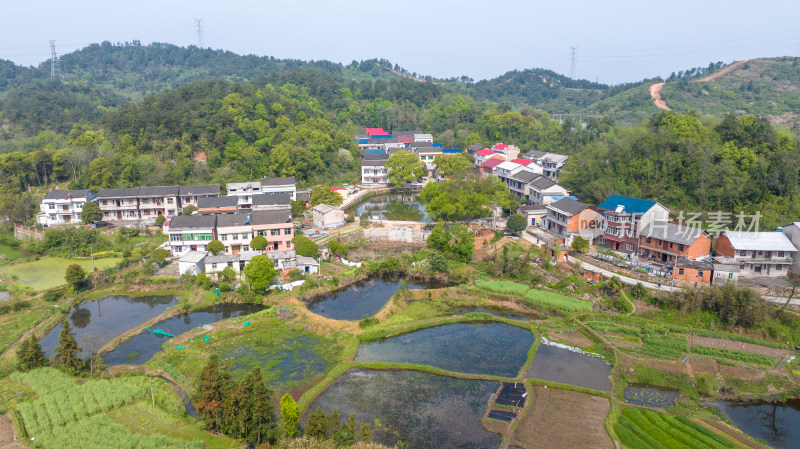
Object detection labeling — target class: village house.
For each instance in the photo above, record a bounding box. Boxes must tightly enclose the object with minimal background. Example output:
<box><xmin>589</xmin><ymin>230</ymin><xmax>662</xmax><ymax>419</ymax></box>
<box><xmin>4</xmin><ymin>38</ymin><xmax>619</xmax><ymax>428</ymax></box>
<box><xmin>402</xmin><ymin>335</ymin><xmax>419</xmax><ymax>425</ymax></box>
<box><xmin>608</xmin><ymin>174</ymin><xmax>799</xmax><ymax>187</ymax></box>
<box><xmin>312</xmin><ymin>204</ymin><xmax>346</xmax><ymax>229</ymax></box>
<box><xmin>251</xmin><ymin>210</ymin><xmax>294</xmax><ymax>252</ymax></box>
<box><xmin>542</xmin><ymin>197</ymin><xmax>602</xmax><ymax>245</ymax></box>
<box><xmin>167</xmin><ymin>214</ymin><xmax>216</xmax><ymax>257</ymax></box>
<box><xmin>197</xmin><ymin>196</ymin><xmax>238</xmax><ymax>215</ymax></box>
<box><xmin>37</xmin><ymin>189</ymin><xmax>95</xmax><ymax>226</ymax></box>
<box><xmin>466</xmin><ymin>144</ymin><xmax>490</xmax><ymax>156</ymax></box>
<box><xmin>527</xmin><ymin>176</ymin><xmax>570</xmax><ymax>205</ymax></box>
<box><xmin>361</xmin><ymin>154</ymin><xmax>390</xmax><ymax>185</ymax></box>
<box><xmin>205</xmin><ymin>253</ymin><xmax>241</xmax><ymax>278</ymax></box>
<box><xmin>524</xmin><ymin>150</ymin><xmax>569</xmax><ymax>180</ymax></box>
<box><xmin>178</xmin><ymin>251</ymin><xmax>206</xmax><ymax>276</ymax></box>
<box><xmin>226</xmin><ymin>181</ymin><xmax>262</xmax><ymax>209</ymax></box>
<box><xmin>473</xmin><ymin>148</ymin><xmax>506</xmax><ymax>166</ymax></box>
<box><xmin>178</xmin><ymin>184</ymin><xmax>220</xmax><ymax>209</ymax></box>
<box><xmin>96</xmin><ymin>187</ymin><xmax>141</xmax><ymax>221</ymax></box>
<box><xmin>137</xmin><ymin>186</ymin><xmax>180</xmax><ymax>220</ymax></box>
<box><xmin>260</xmin><ymin>176</ymin><xmax>297</xmax><ymax>200</ymax></box>
<box><xmin>476</xmin><ymin>157</ymin><xmax>505</xmax><ymax>179</ymax></box>
<box><xmin>508</xmin><ymin>170</ymin><xmax>540</xmax><ymax>199</ymax></box>
<box><xmin>251</xmin><ymin>193</ymin><xmax>292</xmax><ymax>211</ymax></box>
<box><xmin>216</xmin><ymin>213</ymin><xmax>254</xmax><ymax>255</ymax></box>
<box><xmin>596</xmin><ymin>195</ymin><xmax>669</xmax><ymax>253</ymax></box>
<box><xmin>638</xmin><ymin>222</ymin><xmax>712</xmax><ymax>265</ymax></box>
<box><xmin>492</xmin><ymin>143</ymin><xmax>520</xmax><ymax>160</ymax></box>
<box><xmin>518</xmin><ymin>204</ymin><xmax>548</xmax><ymax>227</ymax></box>
<box><xmin>715</xmin><ymin>231</ymin><xmax>796</xmax><ymax>277</ymax></box>
<box><xmin>674</xmin><ymin>258</ymin><xmax>714</xmax><ymax>284</ymax></box>
<box><xmin>780</xmin><ymin>222</ymin><xmax>800</xmax><ymax>275</ymax></box>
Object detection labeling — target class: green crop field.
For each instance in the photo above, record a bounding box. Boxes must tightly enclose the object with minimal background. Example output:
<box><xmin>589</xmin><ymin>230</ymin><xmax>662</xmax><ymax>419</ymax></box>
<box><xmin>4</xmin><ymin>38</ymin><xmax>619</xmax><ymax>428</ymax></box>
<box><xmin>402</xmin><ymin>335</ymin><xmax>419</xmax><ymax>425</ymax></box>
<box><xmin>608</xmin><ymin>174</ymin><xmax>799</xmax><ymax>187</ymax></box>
<box><xmin>615</xmin><ymin>407</ymin><xmax>735</xmax><ymax>449</ymax></box>
<box><xmin>0</xmin><ymin>256</ymin><xmax>121</xmax><ymax>291</ymax></box>
<box><xmin>524</xmin><ymin>289</ymin><xmax>593</xmax><ymax>313</ymax></box>
<box><xmin>474</xmin><ymin>279</ymin><xmax>530</xmax><ymax>296</ymax></box>
<box><xmin>0</xmin><ymin>244</ymin><xmax>25</xmax><ymax>262</ymax></box>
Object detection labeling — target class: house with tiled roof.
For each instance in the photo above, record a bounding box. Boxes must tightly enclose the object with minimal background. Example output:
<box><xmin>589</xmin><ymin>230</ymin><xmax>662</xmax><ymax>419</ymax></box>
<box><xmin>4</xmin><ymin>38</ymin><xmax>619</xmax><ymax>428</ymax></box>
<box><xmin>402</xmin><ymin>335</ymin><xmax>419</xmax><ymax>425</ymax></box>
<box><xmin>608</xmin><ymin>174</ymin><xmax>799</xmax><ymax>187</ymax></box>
<box><xmin>197</xmin><ymin>196</ymin><xmax>238</xmax><ymax>215</ymax></box>
<box><xmin>715</xmin><ymin>231</ymin><xmax>796</xmax><ymax>277</ymax></box>
<box><xmin>639</xmin><ymin>222</ymin><xmax>712</xmax><ymax>265</ymax></box>
<box><xmin>138</xmin><ymin>186</ymin><xmax>180</xmax><ymax>219</ymax></box>
<box><xmin>217</xmin><ymin>212</ymin><xmax>254</xmax><ymax>255</ymax></box>
<box><xmin>167</xmin><ymin>214</ymin><xmax>217</xmax><ymax>257</ymax></box>
<box><xmin>362</xmin><ymin>154</ymin><xmax>390</xmax><ymax>185</ymax></box>
<box><xmin>467</xmin><ymin>144</ymin><xmax>490</xmax><ymax>156</ymax></box>
<box><xmin>97</xmin><ymin>187</ymin><xmax>142</xmax><ymax>221</ymax></box>
<box><xmin>542</xmin><ymin>197</ymin><xmax>602</xmax><ymax>245</ymax></box>
<box><xmin>781</xmin><ymin>222</ymin><xmax>800</xmax><ymax>275</ymax></box>
<box><xmin>37</xmin><ymin>189</ymin><xmax>96</xmax><ymax>226</ymax></box>
<box><xmin>477</xmin><ymin>157</ymin><xmax>505</xmax><ymax>178</ymax></box>
<box><xmin>179</xmin><ymin>184</ymin><xmax>220</xmax><ymax>209</ymax></box>
<box><xmin>528</xmin><ymin>176</ymin><xmax>570</xmax><ymax>205</ymax></box>
<box><xmin>596</xmin><ymin>195</ymin><xmax>669</xmax><ymax>253</ymax></box>
<box><xmin>474</xmin><ymin>148</ymin><xmax>506</xmax><ymax>166</ymax></box>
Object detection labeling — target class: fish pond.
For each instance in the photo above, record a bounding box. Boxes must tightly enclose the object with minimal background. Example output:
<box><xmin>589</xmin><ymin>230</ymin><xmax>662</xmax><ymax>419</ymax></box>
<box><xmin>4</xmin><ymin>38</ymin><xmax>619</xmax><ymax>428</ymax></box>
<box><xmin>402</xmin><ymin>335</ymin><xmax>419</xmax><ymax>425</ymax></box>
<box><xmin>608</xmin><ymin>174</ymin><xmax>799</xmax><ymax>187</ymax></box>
<box><xmin>102</xmin><ymin>303</ymin><xmax>265</xmax><ymax>365</ymax></box>
<box><xmin>623</xmin><ymin>385</ymin><xmax>678</xmax><ymax>408</ymax></box>
<box><xmin>715</xmin><ymin>399</ymin><xmax>800</xmax><ymax>449</ymax></box>
<box><xmin>347</xmin><ymin>193</ymin><xmax>428</xmax><ymax>222</ymax></box>
<box><xmin>40</xmin><ymin>295</ymin><xmax>176</xmax><ymax>358</ymax></box>
<box><xmin>526</xmin><ymin>343</ymin><xmax>611</xmax><ymax>391</ymax></box>
<box><xmin>307</xmin><ymin>275</ymin><xmax>445</xmax><ymax>321</ymax></box>
<box><xmin>307</xmin><ymin>369</ymin><xmax>501</xmax><ymax>449</ymax></box>
<box><xmin>355</xmin><ymin>322</ymin><xmax>533</xmax><ymax>377</ymax></box>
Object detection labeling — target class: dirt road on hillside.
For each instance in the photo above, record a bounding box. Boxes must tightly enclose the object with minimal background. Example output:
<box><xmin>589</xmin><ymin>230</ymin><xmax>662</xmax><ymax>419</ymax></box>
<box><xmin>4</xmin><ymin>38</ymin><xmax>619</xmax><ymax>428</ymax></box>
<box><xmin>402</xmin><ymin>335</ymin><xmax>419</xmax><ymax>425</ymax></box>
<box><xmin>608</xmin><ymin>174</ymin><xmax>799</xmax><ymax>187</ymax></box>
<box><xmin>697</xmin><ymin>59</ymin><xmax>751</xmax><ymax>82</ymax></box>
<box><xmin>649</xmin><ymin>83</ymin><xmax>671</xmax><ymax>111</ymax></box>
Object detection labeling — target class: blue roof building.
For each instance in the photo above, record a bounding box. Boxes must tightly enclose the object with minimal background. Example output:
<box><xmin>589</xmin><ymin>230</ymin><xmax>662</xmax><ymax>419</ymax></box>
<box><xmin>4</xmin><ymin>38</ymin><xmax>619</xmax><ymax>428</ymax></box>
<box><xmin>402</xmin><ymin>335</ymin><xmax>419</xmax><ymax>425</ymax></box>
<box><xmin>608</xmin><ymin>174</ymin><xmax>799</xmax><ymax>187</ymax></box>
<box><xmin>596</xmin><ymin>194</ymin><xmax>670</xmax><ymax>253</ymax></box>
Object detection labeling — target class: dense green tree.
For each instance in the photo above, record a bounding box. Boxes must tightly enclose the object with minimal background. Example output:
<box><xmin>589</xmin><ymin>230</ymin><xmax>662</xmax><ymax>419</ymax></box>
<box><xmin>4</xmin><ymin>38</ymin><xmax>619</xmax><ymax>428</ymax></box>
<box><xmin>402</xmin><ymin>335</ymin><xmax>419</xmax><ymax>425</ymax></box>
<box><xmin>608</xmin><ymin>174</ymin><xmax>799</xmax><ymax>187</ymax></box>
<box><xmin>385</xmin><ymin>150</ymin><xmax>427</xmax><ymax>186</ymax></box>
<box><xmin>250</xmin><ymin>235</ymin><xmax>268</xmax><ymax>251</ymax></box>
<box><xmin>183</xmin><ymin>205</ymin><xmax>198</xmax><ymax>215</ymax></box>
<box><xmin>53</xmin><ymin>321</ymin><xmax>82</xmax><ymax>374</ymax></box>
<box><xmin>155</xmin><ymin>214</ymin><xmax>167</xmax><ymax>226</ymax></box>
<box><xmin>421</xmin><ymin>177</ymin><xmax>511</xmax><ymax>222</ymax></box>
<box><xmin>429</xmin><ymin>252</ymin><xmax>448</xmax><ymax>272</ymax></box>
<box><xmin>218</xmin><ymin>266</ymin><xmax>237</xmax><ymax>283</ymax></box>
<box><xmin>310</xmin><ymin>186</ymin><xmax>343</xmax><ymax>207</ymax></box>
<box><xmin>206</xmin><ymin>240</ymin><xmax>225</xmax><ymax>255</ymax></box>
<box><xmin>433</xmin><ymin>153</ymin><xmax>473</xmax><ymax>180</ymax></box>
<box><xmin>80</xmin><ymin>201</ymin><xmax>102</xmax><ymax>224</ymax></box>
<box><xmin>280</xmin><ymin>393</ymin><xmax>299</xmax><ymax>437</ymax></box>
<box><xmin>426</xmin><ymin>223</ymin><xmax>474</xmax><ymax>262</ymax></box>
<box><xmin>306</xmin><ymin>408</ymin><xmax>330</xmax><ymax>440</ymax></box>
<box><xmin>290</xmin><ymin>200</ymin><xmax>307</xmax><ymax>216</ymax></box>
<box><xmin>243</xmin><ymin>255</ymin><xmax>278</xmax><ymax>293</ymax></box>
<box><xmin>195</xmin><ymin>355</ymin><xmax>234</xmax><ymax>431</ymax></box>
<box><xmin>506</xmin><ymin>213</ymin><xmax>527</xmax><ymax>234</ymax></box>
<box><xmin>292</xmin><ymin>235</ymin><xmax>320</xmax><ymax>257</ymax></box>
<box><xmin>64</xmin><ymin>264</ymin><xmax>86</xmax><ymax>288</ymax></box>
<box><xmin>17</xmin><ymin>336</ymin><xmax>48</xmax><ymax>371</ymax></box>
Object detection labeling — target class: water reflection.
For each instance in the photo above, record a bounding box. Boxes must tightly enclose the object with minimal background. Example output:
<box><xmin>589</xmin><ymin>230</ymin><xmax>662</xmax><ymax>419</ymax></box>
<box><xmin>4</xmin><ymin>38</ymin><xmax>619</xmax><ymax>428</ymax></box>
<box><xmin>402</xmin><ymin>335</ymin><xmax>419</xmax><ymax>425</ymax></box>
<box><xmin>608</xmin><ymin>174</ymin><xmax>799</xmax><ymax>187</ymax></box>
<box><xmin>715</xmin><ymin>399</ymin><xmax>800</xmax><ymax>449</ymax></box>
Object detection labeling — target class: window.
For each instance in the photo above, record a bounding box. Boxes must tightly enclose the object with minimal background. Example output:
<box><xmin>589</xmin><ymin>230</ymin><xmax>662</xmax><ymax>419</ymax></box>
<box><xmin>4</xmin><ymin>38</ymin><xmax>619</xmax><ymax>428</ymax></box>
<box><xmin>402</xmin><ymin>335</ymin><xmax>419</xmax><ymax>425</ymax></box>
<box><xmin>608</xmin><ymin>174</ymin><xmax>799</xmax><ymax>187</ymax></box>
<box><xmin>167</xmin><ymin>198</ymin><xmax>174</xmax><ymax>205</ymax></box>
<box><xmin>678</xmin><ymin>268</ymin><xmax>685</xmax><ymax>275</ymax></box>
<box><xmin>243</xmin><ymin>233</ymin><xmax>250</xmax><ymax>239</ymax></box>
<box><xmin>728</xmin><ymin>273</ymin><xmax>734</xmax><ymax>280</ymax></box>
<box><xmin>169</xmin><ymin>233</ymin><xmax>182</xmax><ymax>241</ymax></box>
<box><xmin>141</xmin><ymin>198</ymin><xmax>149</xmax><ymax>204</ymax></box>
<box><xmin>740</xmin><ymin>250</ymin><xmax>746</xmax><ymax>256</ymax></box>
<box><xmin>678</xmin><ymin>244</ymin><xmax>684</xmax><ymax>252</ymax></box>
<box><xmin>232</xmin><ymin>234</ymin><xmax>238</xmax><ymax>240</ymax></box>
<box><xmin>174</xmin><ymin>246</ymin><xmax>182</xmax><ymax>252</ymax></box>
<box><xmin>257</xmin><ymin>230</ymin><xmax>267</xmax><ymax>237</ymax></box>
<box><xmin>48</xmin><ymin>204</ymin><xmax>55</xmax><ymax>210</ymax></box>
<box><xmin>221</xmin><ymin>234</ymin><xmax>227</xmax><ymax>241</ymax></box>
<box><xmin>284</xmin><ymin>228</ymin><xmax>292</xmax><ymax>235</ymax></box>
<box><xmin>778</xmin><ymin>251</ymin><xmax>785</xmax><ymax>257</ymax></box>
<box><xmin>243</xmin><ymin>245</ymin><xmax>249</xmax><ymax>251</ymax></box>
<box><xmin>626</xmin><ymin>243</ymin><xmax>634</xmax><ymax>251</ymax></box>
<box><xmin>697</xmin><ymin>270</ymin><xmax>704</xmax><ymax>277</ymax></box>
<box><xmin>776</xmin><ymin>265</ymin><xmax>783</xmax><ymax>270</ymax></box>
<box><xmin>212</xmin><ymin>263</ymin><xmax>217</xmax><ymax>269</ymax></box>
<box><xmin>271</xmin><ymin>229</ymin><xmax>281</xmax><ymax>236</ymax></box>
<box><xmin>645</xmin><ymin>237</ymin><xmax>652</xmax><ymax>243</ymax></box>
<box><xmin>715</xmin><ymin>272</ymin><xmax>721</xmax><ymax>277</ymax></box>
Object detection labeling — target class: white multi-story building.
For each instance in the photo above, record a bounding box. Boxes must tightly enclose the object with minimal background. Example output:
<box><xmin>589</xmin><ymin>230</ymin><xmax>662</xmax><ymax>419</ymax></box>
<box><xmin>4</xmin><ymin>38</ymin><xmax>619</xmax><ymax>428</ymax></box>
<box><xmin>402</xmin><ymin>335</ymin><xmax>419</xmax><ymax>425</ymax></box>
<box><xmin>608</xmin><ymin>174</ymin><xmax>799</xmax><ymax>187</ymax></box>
<box><xmin>37</xmin><ymin>189</ymin><xmax>95</xmax><ymax>226</ymax></box>
<box><xmin>226</xmin><ymin>182</ymin><xmax>262</xmax><ymax>209</ymax></box>
<box><xmin>179</xmin><ymin>184</ymin><xmax>221</xmax><ymax>209</ymax></box>
<box><xmin>361</xmin><ymin>155</ymin><xmax>389</xmax><ymax>185</ymax></box>
<box><xmin>167</xmin><ymin>214</ymin><xmax>217</xmax><ymax>257</ymax></box>
<box><xmin>260</xmin><ymin>176</ymin><xmax>297</xmax><ymax>200</ymax></box>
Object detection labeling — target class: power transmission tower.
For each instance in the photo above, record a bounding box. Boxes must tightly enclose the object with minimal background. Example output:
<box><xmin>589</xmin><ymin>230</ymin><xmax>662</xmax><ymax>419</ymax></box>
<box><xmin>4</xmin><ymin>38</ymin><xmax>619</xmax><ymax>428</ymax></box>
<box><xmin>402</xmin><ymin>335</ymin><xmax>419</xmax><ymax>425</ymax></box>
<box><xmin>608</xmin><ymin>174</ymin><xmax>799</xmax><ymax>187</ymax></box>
<box><xmin>49</xmin><ymin>40</ymin><xmax>65</xmax><ymax>83</ymax></box>
<box><xmin>569</xmin><ymin>46</ymin><xmax>577</xmax><ymax>79</ymax></box>
<box><xmin>195</xmin><ymin>18</ymin><xmax>204</xmax><ymax>48</ymax></box>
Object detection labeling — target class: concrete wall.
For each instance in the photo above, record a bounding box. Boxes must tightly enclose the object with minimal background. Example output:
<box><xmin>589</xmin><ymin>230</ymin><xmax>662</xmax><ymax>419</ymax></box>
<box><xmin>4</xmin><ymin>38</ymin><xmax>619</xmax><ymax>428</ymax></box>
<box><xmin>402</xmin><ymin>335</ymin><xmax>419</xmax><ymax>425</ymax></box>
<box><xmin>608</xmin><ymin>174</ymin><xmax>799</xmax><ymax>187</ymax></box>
<box><xmin>338</xmin><ymin>227</ymin><xmax>430</xmax><ymax>244</ymax></box>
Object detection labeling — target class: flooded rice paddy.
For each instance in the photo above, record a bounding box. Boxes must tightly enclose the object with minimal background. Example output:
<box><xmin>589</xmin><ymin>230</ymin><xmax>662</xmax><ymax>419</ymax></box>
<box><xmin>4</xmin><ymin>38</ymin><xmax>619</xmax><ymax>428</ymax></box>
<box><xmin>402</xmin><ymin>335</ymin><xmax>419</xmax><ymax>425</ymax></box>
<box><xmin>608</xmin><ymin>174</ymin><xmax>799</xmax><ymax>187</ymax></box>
<box><xmin>102</xmin><ymin>303</ymin><xmax>264</xmax><ymax>365</ymax></box>
<box><xmin>40</xmin><ymin>295</ymin><xmax>176</xmax><ymax>358</ymax></box>
<box><xmin>355</xmin><ymin>322</ymin><xmax>533</xmax><ymax>377</ymax></box>
<box><xmin>525</xmin><ymin>343</ymin><xmax>611</xmax><ymax>391</ymax></box>
<box><xmin>307</xmin><ymin>369</ymin><xmax>501</xmax><ymax>449</ymax></box>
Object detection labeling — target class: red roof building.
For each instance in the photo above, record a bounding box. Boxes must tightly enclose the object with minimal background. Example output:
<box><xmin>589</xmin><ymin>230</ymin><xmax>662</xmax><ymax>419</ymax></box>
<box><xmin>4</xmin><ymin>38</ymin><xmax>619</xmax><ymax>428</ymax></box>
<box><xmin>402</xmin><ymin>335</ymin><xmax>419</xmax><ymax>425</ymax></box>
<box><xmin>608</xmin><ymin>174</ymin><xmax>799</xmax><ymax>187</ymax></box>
<box><xmin>493</xmin><ymin>143</ymin><xmax>509</xmax><ymax>150</ymax></box>
<box><xmin>366</xmin><ymin>128</ymin><xmax>387</xmax><ymax>136</ymax></box>
<box><xmin>475</xmin><ymin>148</ymin><xmax>494</xmax><ymax>156</ymax></box>
<box><xmin>512</xmin><ymin>158</ymin><xmax>532</xmax><ymax>165</ymax></box>
<box><xmin>397</xmin><ymin>135</ymin><xmax>414</xmax><ymax>144</ymax></box>
<box><xmin>477</xmin><ymin>157</ymin><xmax>505</xmax><ymax>178</ymax></box>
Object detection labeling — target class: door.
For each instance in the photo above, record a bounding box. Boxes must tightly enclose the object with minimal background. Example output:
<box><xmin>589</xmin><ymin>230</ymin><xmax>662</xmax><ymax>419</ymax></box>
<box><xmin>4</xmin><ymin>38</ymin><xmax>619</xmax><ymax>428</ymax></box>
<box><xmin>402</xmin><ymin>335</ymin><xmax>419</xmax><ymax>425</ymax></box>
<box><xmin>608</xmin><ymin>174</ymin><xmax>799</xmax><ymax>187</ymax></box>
<box><xmin>232</xmin><ymin>246</ymin><xmax>240</xmax><ymax>255</ymax></box>
<box><xmin>117</xmin><ymin>211</ymin><xmax>122</xmax><ymax>220</ymax></box>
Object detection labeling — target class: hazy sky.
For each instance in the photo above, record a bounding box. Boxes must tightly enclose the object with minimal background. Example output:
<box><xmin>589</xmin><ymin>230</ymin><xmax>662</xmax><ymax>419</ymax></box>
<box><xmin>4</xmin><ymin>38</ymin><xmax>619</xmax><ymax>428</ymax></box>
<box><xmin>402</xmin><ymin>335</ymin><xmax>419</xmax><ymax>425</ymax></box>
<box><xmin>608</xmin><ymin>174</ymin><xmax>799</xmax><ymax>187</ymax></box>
<box><xmin>3</xmin><ymin>0</ymin><xmax>799</xmax><ymax>84</ymax></box>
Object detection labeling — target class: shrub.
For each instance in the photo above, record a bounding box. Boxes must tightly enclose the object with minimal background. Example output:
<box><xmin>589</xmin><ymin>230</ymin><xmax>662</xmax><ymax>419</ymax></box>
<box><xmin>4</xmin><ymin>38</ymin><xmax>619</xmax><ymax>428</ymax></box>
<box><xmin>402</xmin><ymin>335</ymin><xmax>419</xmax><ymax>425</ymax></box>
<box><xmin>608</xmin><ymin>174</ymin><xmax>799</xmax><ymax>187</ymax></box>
<box><xmin>219</xmin><ymin>283</ymin><xmax>231</xmax><ymax>293</ymax></box>
<box><xmin>64</xmin><ymin>264</ymin><xmax>86</xmax><ymax>287</ymax></box>
<box><xmin>150</xmin><ymin>248</ymin><xmax>169</xmax><ymax>262</ymax></box>
<box><xmin>505</xmin><ymin>213</ymin><xmax>527</xmax><ymax>234</ymax></box>
<box><xmin>183</xmin><ymin>205</ymin><xmax>197</xmax><ymax>215</ymax></box>
<box><xmin>429</xmin><ymin>252</ymin><xmax>448</xmax><ymax>272</ymax></box>
<box><xmin>206</xmin><ymin>240</ymin><xmax>224</xmax><ymax>255</ymax></box>
<box><xmin>155</xmin><ymin>214</ymin><xmax>167</xmax><ymax>226</ymax></box>
<box><xmin>292</xmin><ymin>235</ymin><xmax>320</xmax><ymax>258</ymax></box>
<box><xmin>43</xmin><ymin>287</ymin><xmax>66</xmax><ymax>302</ymax></box>
<box><xmin>328</xmin><ymin>240</ymin><xmax>348</xmax><ymax>258</ymax></box>
<box><xmin>345</xmin><ymin>213</ymin><xmax>355</xmax><ymax>223</ymax></box>
<box><xmin>250</xmin><ymin>235</ymin><xmax>268</xmax><ymax>251</ymax></box>
<box><xmin>358</xmin><ymin>316</ymin><xmax>379</xmax><ymax>328</ymax></box>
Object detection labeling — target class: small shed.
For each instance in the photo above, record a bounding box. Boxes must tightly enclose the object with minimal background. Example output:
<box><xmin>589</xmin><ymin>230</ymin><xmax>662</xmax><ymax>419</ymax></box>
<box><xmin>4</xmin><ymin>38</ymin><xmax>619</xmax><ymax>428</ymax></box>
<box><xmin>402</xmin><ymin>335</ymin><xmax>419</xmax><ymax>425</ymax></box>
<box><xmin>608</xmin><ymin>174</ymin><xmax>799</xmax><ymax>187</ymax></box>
<box><xmin>296</xmin><ymin>255</ymin><xmax>320</xmax><ymax>274</ymax></box>
<box><xmin>312</xmin><ymin>204</ymin><xmax>346</xmax><ymax>229</ymax></box>
<box><xmin>178</xmin><ymin>251</ymin><xmax>207</xmax><ymax>276</ymax></box>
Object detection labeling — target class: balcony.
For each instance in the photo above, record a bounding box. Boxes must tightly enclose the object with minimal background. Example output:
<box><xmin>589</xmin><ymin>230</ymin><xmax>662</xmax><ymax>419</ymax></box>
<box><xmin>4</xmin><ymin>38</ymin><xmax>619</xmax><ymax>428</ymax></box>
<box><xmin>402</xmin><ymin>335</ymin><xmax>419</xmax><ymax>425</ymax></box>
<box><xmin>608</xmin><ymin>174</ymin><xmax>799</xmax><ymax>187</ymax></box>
<box><xmin>733</xmin><ymin>256</ymin><xmax>793</xmax><ymax>264</ymax></box>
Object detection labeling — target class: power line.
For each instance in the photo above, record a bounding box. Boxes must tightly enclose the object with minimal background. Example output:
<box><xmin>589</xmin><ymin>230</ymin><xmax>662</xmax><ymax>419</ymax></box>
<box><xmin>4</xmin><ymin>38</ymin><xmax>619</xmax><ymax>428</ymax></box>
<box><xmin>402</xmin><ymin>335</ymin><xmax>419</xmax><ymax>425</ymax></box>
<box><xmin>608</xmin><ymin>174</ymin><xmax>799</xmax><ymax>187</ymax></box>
<box><xmin>49</xmin><ymin>40</ymin><xmax>65</xmax><ymax>83</ymax></box>
<box><xmin>569</xmin><ymin>46</ymin><xmax>577</xmax><ymax>79</ymax></box>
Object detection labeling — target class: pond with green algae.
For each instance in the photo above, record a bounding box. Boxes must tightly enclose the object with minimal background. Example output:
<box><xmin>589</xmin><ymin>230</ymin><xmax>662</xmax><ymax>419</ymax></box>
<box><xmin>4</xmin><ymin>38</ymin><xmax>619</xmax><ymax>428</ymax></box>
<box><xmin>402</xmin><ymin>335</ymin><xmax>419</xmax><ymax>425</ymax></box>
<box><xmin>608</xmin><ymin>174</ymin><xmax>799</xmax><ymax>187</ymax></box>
<box><xmin>307</xmin><ymin>369</ymin><xmax>501</xmax><ymax>449</ymax></box>
<box><xmin>623</xmin><ymin>385</ymin><xmax>678</xmax><ymax>408</ymax></box>
<box><xmin>355</xmin><ymin>322</ymin><xmax>533</xmax><ymax>377</ymax></box>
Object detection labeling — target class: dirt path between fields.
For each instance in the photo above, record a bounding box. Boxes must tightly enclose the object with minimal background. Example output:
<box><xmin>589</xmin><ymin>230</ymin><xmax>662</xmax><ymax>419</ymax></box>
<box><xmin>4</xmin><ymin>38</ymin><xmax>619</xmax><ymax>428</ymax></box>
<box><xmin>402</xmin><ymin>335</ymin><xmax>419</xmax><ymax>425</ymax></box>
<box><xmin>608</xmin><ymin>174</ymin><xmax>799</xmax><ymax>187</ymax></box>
<box><xmin>0</xmin><ymin>413</ymin><xmax>24</xmax><ymax>449</ymax></box>
<box><xmin>697</xmin><ymin>60</ymin><xmax>751</xmax><ymax>82</ymax></box>
<box><xmin>699</xmin><ymin>418</ymin><xmax>768</xmax><ymax>449</ymax></box>
<box><xmin>649</xmin><ymin>83</ymin><xmax>671</xmax><ymax>111</ymax></box>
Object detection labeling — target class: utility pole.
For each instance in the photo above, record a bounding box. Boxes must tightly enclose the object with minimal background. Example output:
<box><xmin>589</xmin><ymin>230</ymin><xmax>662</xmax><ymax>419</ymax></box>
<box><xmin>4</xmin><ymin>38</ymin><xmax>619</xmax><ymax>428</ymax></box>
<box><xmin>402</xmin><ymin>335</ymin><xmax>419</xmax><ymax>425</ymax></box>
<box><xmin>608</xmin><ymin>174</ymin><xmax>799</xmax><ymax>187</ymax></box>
<box><xmin>49</xmin><ymin>40</ymin><xmax>65</xmax><ymax>83</ymax></box>
<box><xmin>195</xmin><ymin>18</ymin><xmax>204</xmax><ymax>48</ymax></box>
<box><xmin>569</xmin><ymin>46</ymin><xmax>578</xmax><ymax>79</ymax></box>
